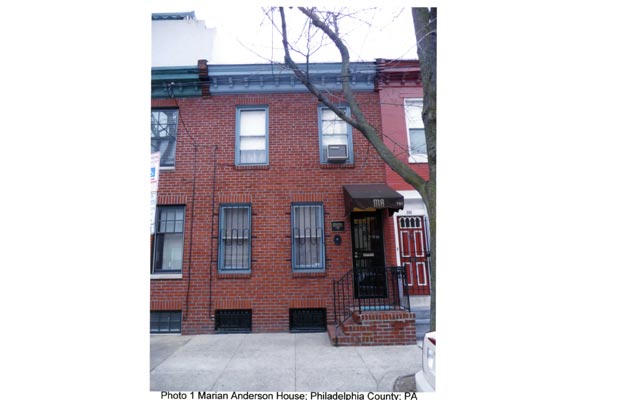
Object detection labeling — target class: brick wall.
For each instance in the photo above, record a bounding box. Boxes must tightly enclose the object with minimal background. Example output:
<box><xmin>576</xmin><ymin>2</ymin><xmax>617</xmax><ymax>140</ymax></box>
<box><xmin>150</xmin><ymin>91</ymin><xmax>403</xmax><ymax>334</ymax></box>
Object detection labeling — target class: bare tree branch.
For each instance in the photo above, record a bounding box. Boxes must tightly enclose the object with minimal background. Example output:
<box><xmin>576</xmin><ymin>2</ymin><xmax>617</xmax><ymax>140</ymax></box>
<box><xmin>279</xmin><ymin>7</ymin><xmax>428</xmax><ymax>197</ymax></box>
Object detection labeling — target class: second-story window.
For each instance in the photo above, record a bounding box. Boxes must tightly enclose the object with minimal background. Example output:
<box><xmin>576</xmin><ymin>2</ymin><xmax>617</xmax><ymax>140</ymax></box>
<box><xmin>151</xmin><ymin>108</ymin><xmax>179</xmax><ymax>167</ymax></box>
<box><xmin>404</xmin><ymin>99</ymin><xmax>428</xmax><ymax>163</ymax></box>
<box><xmin>319</xmin><ymin>107</ymin><xmax>353</xmax><ymax>163</ymax></box>
<box><xmin>236</xmin><ymin>107</ymin><xmax>268</xmax><ymax>165</ymax></box>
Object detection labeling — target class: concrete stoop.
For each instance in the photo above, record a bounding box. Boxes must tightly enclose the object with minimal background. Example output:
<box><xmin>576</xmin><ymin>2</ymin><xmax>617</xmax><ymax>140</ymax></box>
<box><xmin>412</xmin><ymin>306</ymin><xmax>431</xmax><ymax>341</ymax></box>
<box><xmin>328</xmin><ymin>309</ymin><xmax>416</xmax><ymax>346</ymax></box>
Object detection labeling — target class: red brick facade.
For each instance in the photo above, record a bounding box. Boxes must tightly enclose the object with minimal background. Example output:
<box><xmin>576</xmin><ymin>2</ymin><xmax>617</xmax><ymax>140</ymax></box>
<box><xmin>151</xmin><ymin>90</ymin><xmax>405</xmax><ymax>335</ymax></box>
<box><xmin>377</xmin><ymin>59</ymin><xmax>430</xmax><ymax>190</ymax></box>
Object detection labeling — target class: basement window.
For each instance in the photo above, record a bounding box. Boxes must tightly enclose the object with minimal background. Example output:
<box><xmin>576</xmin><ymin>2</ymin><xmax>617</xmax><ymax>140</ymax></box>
<box><xmin>289</xmin><ymin>308</ymin><xmax>327</xmax><ymax>332</ymax></box>
<box><xmin>150</xmin><ymin>311</ymin><xmax>182</xmax><ymax>333</ymax></box>
<box><xmin>215</xmin><ymin>310</ymin><xmax>252</xmax><ymax>333</ymax></box>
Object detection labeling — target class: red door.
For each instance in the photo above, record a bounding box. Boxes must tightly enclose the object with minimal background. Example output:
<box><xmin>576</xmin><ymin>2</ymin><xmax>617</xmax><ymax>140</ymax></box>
<box><xmin>398</xmin><ymin>216</ymin><xmax>430</xmax><ymax>296</ymax></box>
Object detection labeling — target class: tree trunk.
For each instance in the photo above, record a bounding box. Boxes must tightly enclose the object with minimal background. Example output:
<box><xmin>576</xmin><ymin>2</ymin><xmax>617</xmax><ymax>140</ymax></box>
<box><xmin>412</xmin><ymin>7</ymin><xmax>436</xmax><ymax>331</ymax></box>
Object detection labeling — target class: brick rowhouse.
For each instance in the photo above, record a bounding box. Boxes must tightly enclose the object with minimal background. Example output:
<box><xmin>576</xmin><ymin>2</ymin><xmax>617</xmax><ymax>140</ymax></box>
<box><xmin>150</xmin><ymin>61</ymin><xmax>417</xmax><ymax>344</ymax></box>
<box><xmin>377</xmin><ymin>59</ymin><xmax>432</xmax><ymax>299</ymax></box>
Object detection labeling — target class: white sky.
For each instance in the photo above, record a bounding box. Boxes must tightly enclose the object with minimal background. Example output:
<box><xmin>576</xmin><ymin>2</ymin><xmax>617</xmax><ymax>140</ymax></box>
<box><xmin>152</xmin><ymin>2</ymin><xmax>418</xmax><ymax>64</ymax></box>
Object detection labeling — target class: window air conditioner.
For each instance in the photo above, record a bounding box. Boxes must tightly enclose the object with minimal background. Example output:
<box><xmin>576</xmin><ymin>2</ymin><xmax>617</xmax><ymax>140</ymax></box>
<box><xmin>326</xmin><ymin>144</ymin><xmax>348</xmax><ymax>161</ymax></box>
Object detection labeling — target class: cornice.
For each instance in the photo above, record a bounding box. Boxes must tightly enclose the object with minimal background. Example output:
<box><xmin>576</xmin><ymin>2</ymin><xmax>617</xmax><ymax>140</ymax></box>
<box><xmin>150</xmin><ymin>62</ymin><xmax>377</xmax><ymax>98</ymax></box>
<box><xmin>151</xmin><ymin>65</ymin><xmax>201</xmax><ymax>98</ymax></box>
<box><xmin>206</xmin><ymin>62</ymin><xmax>376</xmax><ymax>95</ymax></box>
<box><xmin>376</xmin><ymin>59</ymin><xmax>422</xmax><ymax>88</ymax></box>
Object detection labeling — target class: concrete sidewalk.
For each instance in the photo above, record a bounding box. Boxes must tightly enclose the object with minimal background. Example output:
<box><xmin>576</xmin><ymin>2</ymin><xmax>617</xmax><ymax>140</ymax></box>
<box><xmin>151</xmin><ymin>332</ymin><xmax>421</xmax><ymax>392</ymax></box>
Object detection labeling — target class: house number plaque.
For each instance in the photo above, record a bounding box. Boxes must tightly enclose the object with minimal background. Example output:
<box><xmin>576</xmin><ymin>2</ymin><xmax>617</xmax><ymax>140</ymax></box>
<box><xmin>331</xmin><ymin>221</ymin><xmax>345</xmax><ymax>231</ymax></box>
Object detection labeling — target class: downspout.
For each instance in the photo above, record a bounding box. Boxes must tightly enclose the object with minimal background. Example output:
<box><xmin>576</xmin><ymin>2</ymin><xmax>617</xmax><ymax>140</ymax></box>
<box><xmin>209</xmin><ymin>145</ymin><xmax>218</xmax><ymax>321</ymax></box>
<box><xmin>196</xmin><ymin>59</ymin><xmax>219</xmax><ymax>324</ymax></box>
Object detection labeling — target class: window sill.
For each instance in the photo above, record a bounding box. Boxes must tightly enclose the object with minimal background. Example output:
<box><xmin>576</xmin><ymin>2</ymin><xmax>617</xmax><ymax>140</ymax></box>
<box><xmin>234</xmin><ymin>164</ymin><xmax>269</xmax><ymax>170</ymax></box>
<box><xmin>319</xmin><ymin>163</ymin><xmax>355</xmax><ymax>169</ymax></box>
<box><xmin>151</xmin><ymin>273</ymin><xmax>182</xmax><ymax>280</ymax></box>
<box><xmin>292</xmin><ymin>271</ymin><xmax>327</xmax><ymax>278</ymax></box>
<box><xmin>159</xmin><ymin>166</ymin><xmax>176</xmax><ymax>171</ymax></box>
<box><xmin>218</xmin><ymin>272</ymin><xmax>252</xmax><ymax>279</ymax></box>
<box><xmin>408</xmin><ymin>155</ymin><xmax>428</xmax><ymax>164</ymax></box>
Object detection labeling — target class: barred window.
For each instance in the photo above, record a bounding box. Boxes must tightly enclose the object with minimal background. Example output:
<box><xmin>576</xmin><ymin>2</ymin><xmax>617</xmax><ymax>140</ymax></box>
<box><xmin>151</xmin><ymin>109</ymin><xmax>179</xmax><ymax>167</ymax></box>
<box><xmin>215</xmin><ymin>310</ymin><xmax>252</xmax><ymax>333</ymax></box>
<box><xmin>153</xmin><ymin>205</ymin><xmax>184</xmax><ymax>273</ymax></box>
<box><xmin>219</xmin><ymin>204</ymin><xmax>251</xmax><ymax>272</ymax></box>
<box><xmin>292</xmin><ymin>203</ymin><xmax>325</xmax><ymax>271</ymax></box>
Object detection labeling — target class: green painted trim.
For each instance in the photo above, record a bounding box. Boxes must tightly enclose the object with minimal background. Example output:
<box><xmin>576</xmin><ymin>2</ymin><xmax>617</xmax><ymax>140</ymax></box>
<box><xmin>151</xmin><ymin>66</ymin><xmax>201</xmax><ymax>98</ymax></box>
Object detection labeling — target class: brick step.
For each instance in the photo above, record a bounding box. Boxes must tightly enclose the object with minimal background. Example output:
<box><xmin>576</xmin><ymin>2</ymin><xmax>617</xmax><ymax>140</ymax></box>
<box><xmin>328</xmin><ymin>309</ymin><xmax>417</xmax><ymax>346</ymax></box>
<box><xmin>327</xmin><ymin>323</ymin><xmax>376</xmax><ymax>346</ymax></box>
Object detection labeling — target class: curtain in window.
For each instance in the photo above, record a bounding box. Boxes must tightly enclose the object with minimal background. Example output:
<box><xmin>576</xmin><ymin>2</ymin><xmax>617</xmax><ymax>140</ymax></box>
<box><xmin>292</xmin><ymin>204</ymin><xmax>324</xmax><ymax>270</ymax></box>
<box><xmin>405</xmin><ymin>100</ymin><xmax>427</xmax><ymax>156</ymax></box>
<box><xmin>239</xmin><ymin>110</ymin><xmax>267</xmax><ymax>164</ymax></box>
<box><xmin>154</xmin><ymin>206</ymin><xmax>184</xmax><ymax>272</ymax></box>
<box><xmin>220</xmin><ymin>205</ymin><xmax>251</xmax><ymax>271</ymax></box>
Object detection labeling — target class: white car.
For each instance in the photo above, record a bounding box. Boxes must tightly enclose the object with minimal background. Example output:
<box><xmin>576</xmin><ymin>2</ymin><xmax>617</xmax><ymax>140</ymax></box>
<box><xmin>415</xmin><ymin>331</ymin><xmax>436</xmax><ymax>391</ymax></box>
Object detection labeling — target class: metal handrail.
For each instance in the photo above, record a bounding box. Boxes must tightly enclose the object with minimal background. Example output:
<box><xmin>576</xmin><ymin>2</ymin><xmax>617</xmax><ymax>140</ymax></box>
<box><xmin>333</xmin><ymin>266</ymin><xmax>410</xmax><ymax>331</ymax></box>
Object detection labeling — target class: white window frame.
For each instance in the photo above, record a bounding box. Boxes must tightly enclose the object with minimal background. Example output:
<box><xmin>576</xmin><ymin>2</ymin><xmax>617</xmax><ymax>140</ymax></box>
<box><xmin>236</xmin><ymin>106</ymin><xmax>269</xmax><ymax>166</ymax></box>
<box><xmin>318</xmin><ymin>106</ymin><xmax>353</xmax><ymax>164</ymax></box>
<box><xmin>404</xmin><ymin>99</ymin><xmax>428</xmax><ymax>163</ymax></box>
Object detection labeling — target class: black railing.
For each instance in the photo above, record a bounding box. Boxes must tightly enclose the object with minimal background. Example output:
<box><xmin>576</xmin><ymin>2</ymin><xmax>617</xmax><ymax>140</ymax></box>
<box><xmin>333</xmin><ymin>266</ymin><xmax>410</xmax><ymax>330</ymax></box>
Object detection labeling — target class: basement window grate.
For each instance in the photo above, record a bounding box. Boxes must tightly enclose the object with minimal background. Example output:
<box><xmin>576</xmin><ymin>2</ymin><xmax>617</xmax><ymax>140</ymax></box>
<box><xmin>215</xmin><ymin>309</ymin><xmax>252</xmax><ymax>333</ymax></box>
<box><xmin>151</xmin><ymin>311</ymin><xmax>182</xmax><ymax>333</ymax></box>
<box><xmin>289</xmin><ymin>308</ymin><xmax>327</xmax><ymax>332</ymax></box>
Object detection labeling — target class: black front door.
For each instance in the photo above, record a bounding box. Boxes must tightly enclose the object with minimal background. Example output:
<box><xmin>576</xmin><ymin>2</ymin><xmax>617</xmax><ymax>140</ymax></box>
<box><xmin>351</xmin><ymin>211</ymin><xmax>388</xmax><ymax>299</ymax></box>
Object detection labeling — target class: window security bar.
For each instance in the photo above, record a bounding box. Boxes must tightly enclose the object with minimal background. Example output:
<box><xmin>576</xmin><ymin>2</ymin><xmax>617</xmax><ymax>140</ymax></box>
<box><xmin>219</xmin><ymin>205</ymin><xmax>251</xmax><ymax>272</ymax></box>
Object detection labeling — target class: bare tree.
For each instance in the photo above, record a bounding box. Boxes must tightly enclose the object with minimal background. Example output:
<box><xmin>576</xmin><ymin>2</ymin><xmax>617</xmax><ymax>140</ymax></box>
<box><xmin>276</xmin><ymin>6</ymin><xmax>436</xmax><ymax>331</ymax></box>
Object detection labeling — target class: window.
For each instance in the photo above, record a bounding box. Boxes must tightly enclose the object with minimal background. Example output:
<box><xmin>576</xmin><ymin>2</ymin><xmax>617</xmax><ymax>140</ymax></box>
<box><xmin>150</xmin><ymin>311</ymin><xmax>182</xmax><ymax>333</ymax></box>
<box><xmin>152</xmin><ymin>206</ymin><xmax>185</xmax><ymax>274</ymax></box>
<box><xmin>289</xmin><ymin>308</ymin><xmax>327</xmax><ymax>332</ymax></box>
<box><xmin>405</xmin><ymin>99</ymin><xmax>428</xmax><ymax>163</ymax></box>
<box><xmin>291</xmin><ymin>203</ymin><xmax>325</xmax><ymax>271</ymax></box>
<box><xmin>151</xmin><ymin>108</ymin><xmax>179</xmax><ymax>167</ymax></box>
<box><xmin>319</xmin><ymin>107</ymin><xmax>353</xmax><ymax>163</ymax></box>
<box><xmin>218</xmin><ymin>204</ymin><xmax>251</xmax><ymax>272</ymax></box>
<box><xmin>215</xmin><ymin>310</ymin><xmax>252</xmax><ymax>333</ymax></box>
<box><xmin>236</xmin><ymin>107</ymin><xmax>268</xmax><ymax>165</ymax></box>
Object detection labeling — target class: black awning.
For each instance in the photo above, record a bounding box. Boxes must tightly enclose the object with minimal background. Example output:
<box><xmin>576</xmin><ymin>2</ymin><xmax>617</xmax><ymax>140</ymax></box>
<box><xmin>343</xmin><ymin>184</ymin><xmax>404</xmax><ymax>214</ymax></box>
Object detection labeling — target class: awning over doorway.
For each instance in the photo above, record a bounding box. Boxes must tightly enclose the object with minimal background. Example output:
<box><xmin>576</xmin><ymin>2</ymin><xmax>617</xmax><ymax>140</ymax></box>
<box><xmin>343</xmin><ymin>184</ymin><xmax>404</xmax><ymax>215</ymax></box>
